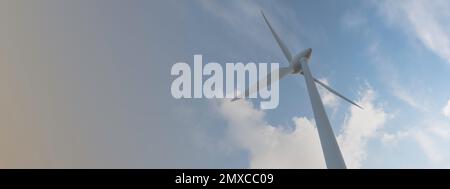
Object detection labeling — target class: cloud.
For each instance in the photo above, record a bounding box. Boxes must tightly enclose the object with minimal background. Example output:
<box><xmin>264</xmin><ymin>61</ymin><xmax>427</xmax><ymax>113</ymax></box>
<box><xmin>367</xmin><ymin>40</ymin><xmax>430</xmax><ymax>112</ymax></box>
<box><xmin>216</xmin><ymin>84</ymin><xmax>388</xmax><ymax>168</ymax></box>
<box><xmin>338</xmin><ymin>86</ymin><xmax>388</xmax><ymax>168</ymax></box>
<box><xmin>195</xmin><ymin>0</ymin><xmax>274</xmax><ymax>54</ymax></box>
<box><xmin>374</xmin><ymin>0</ymin><xmax>450</xmax><ymax>64</ymax></box>
<box><xmin>442</xmin><ymin>99</ymin><xmax>450</xmax><ymax>119</ymax></box>
<box><xmin>217</xmin><ymin>99</ymin><xmax>326</xmax><ymax>168</ymax></box>
<box><xmin>381</xmin><ymin>118</ymin><xmax>450</xmax><ymax>165</ymax></box>
<box><xmin>317</xmin><ymin>78</ymin><xmax>339</xmax><ymax>109</ymax></box>
<box><xmin>413</xmin><ymin>131</ymin><xmax>444</xmax><ymax>163</ymax></box>
<box><xmin>363</xmin><ymin>30</ymin><xmax>450</xmax><ymax>165</ymax></box>
<box><xmin>391</xmin><ymin>85</ymin><xmax>429</xmax><ymax>112</ymax></box>
<box><xmin>380</xmin><ymin>131</ymin><xmax>409</xmax><ymax>146</ymax></box>
<box><xmin>412</xmin><ymin>120</ymin><xmax>450</xmax><ymax>164</ymax></box>
<box><xmin>196</xmin><ymin>0</ymin><xmax>305</xmax><ymax>63</ymax></box>
<box><xmin>341</xmin><ymin>10</ymin><xmax>431</xmax><ymax>112</ymax></box>
<box><xmin>340</xmin><ymin>9</ymin><xmax>369</xmax><ymax>36</ymax></box>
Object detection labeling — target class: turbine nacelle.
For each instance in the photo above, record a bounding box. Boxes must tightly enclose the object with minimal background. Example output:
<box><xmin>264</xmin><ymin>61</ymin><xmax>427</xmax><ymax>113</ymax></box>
<box><xmin>291</xmin><ymin>48</ymin><xmax>312</xmax><ymax>73</ymax></box>
<box><xmin>300</xmin><ymin>48</ymin><xmax>312</xmax><ymax>60</ymax></box>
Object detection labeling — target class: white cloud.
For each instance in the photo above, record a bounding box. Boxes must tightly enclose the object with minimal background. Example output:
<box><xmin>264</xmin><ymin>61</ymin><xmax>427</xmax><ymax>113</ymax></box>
<box><xmin>380</xmin><ymin>131</ymin><xmax>409</xmax><ymax>146</ymax></box>
<box><xmin>442</xmin><ymin>99</ymin><xmax>450</xmax><ymax>119</ymax></box>
<box><xmin>413</xmin><ymin>131</ymin><xmax>444</xmax><ymax>163</ymax></box>
<box><xmin>196</xmin><ymin>0</ymin><xmax>306</xmax><ymax>64</ymax></box>
<box><xmin>375</xmin><ymin>0</ymin><xmax>450</xmax><ymax>64</ymax></box>
<box><xmin>216</xmin><ymin>84</ymin><xmax>388</xmax><ymax>168</ymax></box>
<box><xmin>366</xmin><ymin>39</ymin><xmax>430</xmax><ymax>112</ymax></box>
<box><xmin>359</xmin><ymin>5</ymin><xmax>450</xmax><ymax>166</ymax></box>
<box><xmin>338</xmin><ymin>86</ymin><xmax>388</xmax><ymax>168</ymax></box>
<box><xmin>412</xmin><ymin>120</ymin><xmax>450</xmax><ymax>165</ymax></box>
<box><xmin>380</xmin><ymin>133</ymin><xmax>398</xmax><ymax>145</ymax></box>
<box><xmin>340</xmin><ymin>9</ymin><xmax>369</xmax><ymax>35</ymax></box>
<box><xmin>317</xmin><ymin>78</ymin><xmax>339</xmax><ymax>109</ymax></box>
<box><xmin>391</xmin><ymin>84</ymin><xmax>429</xmax><ymax>112</ymax></box>
<box><xmin>217</xmin><ymin>99</ymin><xmax>326</xmax><ymax>168</ymax></box>
<box><xmin>381</xmin><ymin>119</ymin><xmax>450</xmax><ymax>165</ymax></box>
<box><xmin>195</xmin><ymin>0</ymin><xmax>271</xmax><ymax>52</ymax></box>
<box><xmin>362</xmin><ymin>28</ymin><xmax>450</xmax><ymax>165</ymax></box>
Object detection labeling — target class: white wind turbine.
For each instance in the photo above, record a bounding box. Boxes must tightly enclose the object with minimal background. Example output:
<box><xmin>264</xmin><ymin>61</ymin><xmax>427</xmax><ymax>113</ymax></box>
<box><xmin>232</xmin><ymin>11</ymin><xmax>363</xmax><ymax>169</ymax></box>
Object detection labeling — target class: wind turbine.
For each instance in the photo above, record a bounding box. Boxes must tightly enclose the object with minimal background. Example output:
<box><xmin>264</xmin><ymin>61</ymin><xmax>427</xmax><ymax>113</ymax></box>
<box><xmin>232</xmin><ymin>11</ymin><xmax>363</xmax><ymax>169</ymax></box>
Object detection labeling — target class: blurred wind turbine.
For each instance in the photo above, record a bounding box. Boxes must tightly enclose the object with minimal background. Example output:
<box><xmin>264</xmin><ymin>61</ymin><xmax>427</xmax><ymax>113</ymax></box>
<box><xmin>232</xmin><ymin>11</ymin><xmax>363</xmax><ymax>169</ymax></box>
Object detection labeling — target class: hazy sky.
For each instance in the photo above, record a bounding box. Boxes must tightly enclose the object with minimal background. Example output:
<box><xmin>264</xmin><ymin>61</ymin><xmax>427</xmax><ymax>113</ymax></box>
<box><xmin>1</xmin><ymin>0</ymin><xmax>450</xmax><ymax>168</ymax></box>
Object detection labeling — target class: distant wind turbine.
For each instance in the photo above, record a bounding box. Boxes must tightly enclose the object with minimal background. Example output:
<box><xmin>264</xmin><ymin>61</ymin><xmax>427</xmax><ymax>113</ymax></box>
<box><xmin>232</xmin><ymin>11</ymin><xmax>363</xmax><ymax>169</ymax></box>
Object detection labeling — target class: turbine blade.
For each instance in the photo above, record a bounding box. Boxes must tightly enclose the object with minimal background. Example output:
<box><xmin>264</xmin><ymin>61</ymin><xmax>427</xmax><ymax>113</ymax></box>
<box><xmin>261</xmin><ymin>11</ymin><xmax>292</xmax><ymax>62</ymax></box>
<box><xmin>232</xmin><ymin>67</ymin><xmax>292</xmax><ymax>101</ymax></box>
<box><xmin>313</xmin><ymin>77</ymin><xmax>364</xmax><ymax>109</ymax></box>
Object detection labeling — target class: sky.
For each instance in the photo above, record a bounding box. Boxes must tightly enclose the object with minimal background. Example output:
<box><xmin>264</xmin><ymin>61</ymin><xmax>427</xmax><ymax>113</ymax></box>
<box><xmin>1</xmin><ymin>0</ymin><xmax>450</xmax><ymax>168</ymax></box>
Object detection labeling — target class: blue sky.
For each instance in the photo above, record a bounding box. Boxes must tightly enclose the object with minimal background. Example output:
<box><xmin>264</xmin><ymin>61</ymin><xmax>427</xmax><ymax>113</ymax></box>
<box><xmin>174</xmin><ymin>0</ymin><xmax>450</xmax><ymax>168</ymax></box>
<box><xmin>1</xmin><ymin>0</ymin><xmax>450</xmax><ymax>168</ymax></box>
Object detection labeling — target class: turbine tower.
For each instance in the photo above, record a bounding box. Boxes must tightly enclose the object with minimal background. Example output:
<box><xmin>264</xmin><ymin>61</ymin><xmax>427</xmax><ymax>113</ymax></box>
<box><xmin>233</xmin><ymin>11</ymin><xmax>363</xmax><ymax>169</ymax></box>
